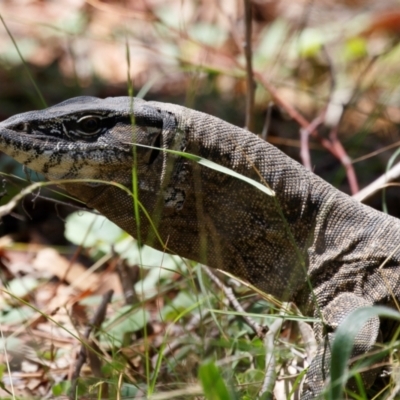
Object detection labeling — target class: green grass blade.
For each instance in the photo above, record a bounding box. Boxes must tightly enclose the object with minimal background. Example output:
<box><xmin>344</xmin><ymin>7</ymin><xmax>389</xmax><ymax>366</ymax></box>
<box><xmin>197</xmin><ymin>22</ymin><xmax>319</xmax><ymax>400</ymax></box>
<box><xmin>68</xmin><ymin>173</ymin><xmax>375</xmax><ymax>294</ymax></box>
<box><xmin>126</xmin><ymin>142</ymin><xmax>275</xmax><ymax>197</ymax></box>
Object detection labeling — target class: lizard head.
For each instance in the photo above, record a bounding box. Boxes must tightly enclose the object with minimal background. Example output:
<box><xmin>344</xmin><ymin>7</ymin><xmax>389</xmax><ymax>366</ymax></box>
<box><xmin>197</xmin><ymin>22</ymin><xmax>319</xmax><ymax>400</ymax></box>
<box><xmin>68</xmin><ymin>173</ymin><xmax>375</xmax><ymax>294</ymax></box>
<box><xmin>0</xmin><ymin>96</ymin><xmax>169</xmax><ymax>183</ymax></box>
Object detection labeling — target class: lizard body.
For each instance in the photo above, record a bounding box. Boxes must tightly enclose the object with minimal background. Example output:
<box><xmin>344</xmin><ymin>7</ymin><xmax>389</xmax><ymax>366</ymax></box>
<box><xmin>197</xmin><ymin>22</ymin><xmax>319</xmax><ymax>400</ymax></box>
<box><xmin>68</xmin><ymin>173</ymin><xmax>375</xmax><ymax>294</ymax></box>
<box><xmin>0</xmin><ymin>96</ymin><xmax>399</xmax><ymax>397</ymax></box>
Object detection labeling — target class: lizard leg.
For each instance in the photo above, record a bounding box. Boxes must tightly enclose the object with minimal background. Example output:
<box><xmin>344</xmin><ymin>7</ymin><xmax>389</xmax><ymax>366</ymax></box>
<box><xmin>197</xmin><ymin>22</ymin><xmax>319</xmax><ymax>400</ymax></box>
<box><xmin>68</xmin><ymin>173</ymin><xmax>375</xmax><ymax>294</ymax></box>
<box><xmin>301</xmin><ymin>293</ymin><xmax>380</xmax><ymax>399</ymax></box>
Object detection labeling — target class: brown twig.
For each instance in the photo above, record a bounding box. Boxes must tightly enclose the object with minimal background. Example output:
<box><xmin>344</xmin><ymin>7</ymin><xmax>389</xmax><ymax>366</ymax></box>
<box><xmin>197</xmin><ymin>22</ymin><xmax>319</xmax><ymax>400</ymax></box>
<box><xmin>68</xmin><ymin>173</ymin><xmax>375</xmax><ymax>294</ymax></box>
<box><xmin>243</xmin><ymin>0</ymin><xmax>255</xmax><ymax>131</ymax></box>
<box><xmin>69</xmin><ymin>290</ymin><xmax>114</xmax><ymax>400</ymax></box>
<box><xmin>352</xmin><ymin>139</ymin><xmax>400</xmax><ymax>164</ymax></box>
<box><xmin>300</xmin><ymin>113</ymin><xmax>326</xmax><ymax>170</ymax></box>
<box><xmin>329</xmin><ymin>125</ymin><xmax>359</xmax><ymax>194</ymax></box>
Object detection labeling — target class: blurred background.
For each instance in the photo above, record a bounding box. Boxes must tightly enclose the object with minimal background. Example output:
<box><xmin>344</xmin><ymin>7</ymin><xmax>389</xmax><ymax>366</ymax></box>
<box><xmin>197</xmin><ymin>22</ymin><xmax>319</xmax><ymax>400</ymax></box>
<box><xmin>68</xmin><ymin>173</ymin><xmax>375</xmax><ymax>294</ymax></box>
<box><xmin>1</xmin><ymin>1</ymin><xmax>400</xmax><ymax>398</ymax></box>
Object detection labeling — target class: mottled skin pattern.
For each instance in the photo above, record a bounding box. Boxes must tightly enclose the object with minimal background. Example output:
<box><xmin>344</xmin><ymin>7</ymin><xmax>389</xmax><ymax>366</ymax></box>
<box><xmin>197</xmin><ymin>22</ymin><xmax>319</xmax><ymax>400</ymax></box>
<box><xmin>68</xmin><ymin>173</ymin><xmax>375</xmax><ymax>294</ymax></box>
<box><xmin>1</xmin><ymin>96</ymin><xmax>400</xmax><ymax>397</ymax></box>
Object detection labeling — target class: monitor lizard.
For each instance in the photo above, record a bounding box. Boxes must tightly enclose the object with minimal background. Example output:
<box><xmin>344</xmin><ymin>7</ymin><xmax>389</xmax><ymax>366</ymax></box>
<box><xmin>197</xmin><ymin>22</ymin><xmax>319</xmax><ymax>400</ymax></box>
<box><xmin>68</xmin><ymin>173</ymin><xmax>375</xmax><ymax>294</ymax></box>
<box><xmin>0</xmin><ymin>96</ymin><xmax>399</xmax><ymax>398</ymax></box>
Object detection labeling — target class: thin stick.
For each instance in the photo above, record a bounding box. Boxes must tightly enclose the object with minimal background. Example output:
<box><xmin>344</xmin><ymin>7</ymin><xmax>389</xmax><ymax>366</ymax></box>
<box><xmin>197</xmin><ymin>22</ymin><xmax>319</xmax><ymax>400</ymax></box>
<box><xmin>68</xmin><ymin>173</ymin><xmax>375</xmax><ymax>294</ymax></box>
<box><xmin>300</xmin><ymin>114</ymin><xmax>325</xmax><ymax>170</ymax></box>
<box><xmin>329</xmin><ymin>126</ymin><xmax>359</xmax><ymax>194</ymax></box>
<box><xmin>243</xmin><ymin>0</ymin><xmax>255</xmax><ymax>132</ymax></box>
<box><xmin>352</xmin><ymin>140</ymin><xmax>400</xmax><ymax>164</ymax></box>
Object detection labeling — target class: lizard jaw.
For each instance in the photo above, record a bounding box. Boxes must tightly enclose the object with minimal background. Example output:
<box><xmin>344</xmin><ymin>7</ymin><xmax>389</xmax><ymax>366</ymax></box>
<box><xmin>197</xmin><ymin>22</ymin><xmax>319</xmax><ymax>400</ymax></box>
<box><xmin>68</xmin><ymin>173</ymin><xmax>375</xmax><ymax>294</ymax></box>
<box><xmin>0</xmin><ymin>126</ymin><xmax>126</xmax><ymax>181</ymax></box>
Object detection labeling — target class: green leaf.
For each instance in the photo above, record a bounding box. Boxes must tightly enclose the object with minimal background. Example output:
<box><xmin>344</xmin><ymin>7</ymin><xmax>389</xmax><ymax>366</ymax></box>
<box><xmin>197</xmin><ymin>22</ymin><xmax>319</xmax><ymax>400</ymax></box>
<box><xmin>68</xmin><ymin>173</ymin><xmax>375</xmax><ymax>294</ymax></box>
<box><xmin>329</xmin><ymin>306</ymin><xmax>400</xmax><ymax>400</ymax></box>
<box><xmin>199</xmin><ymin>362</ymin><xmax>232</xmax><ymax>400</ymax></box>
<box><xmin>52</xmin><ymin>381</ymin><xmax>70</xmax><ymax>396</ymax></box>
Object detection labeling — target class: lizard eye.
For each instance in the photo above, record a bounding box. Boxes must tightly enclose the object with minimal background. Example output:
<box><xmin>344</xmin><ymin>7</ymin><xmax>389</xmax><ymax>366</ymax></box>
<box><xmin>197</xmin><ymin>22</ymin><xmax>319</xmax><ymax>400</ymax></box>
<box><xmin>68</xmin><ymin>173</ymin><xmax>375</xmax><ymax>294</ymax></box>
<box><xmin>77</xmin><ymin>116</ymin><xmax>102</xmax><ymax>135</ymax></box>
<box><xmin>13</xmin><ymin>122</ymin><xmax>30</xmax><ymax>132</ymax></box>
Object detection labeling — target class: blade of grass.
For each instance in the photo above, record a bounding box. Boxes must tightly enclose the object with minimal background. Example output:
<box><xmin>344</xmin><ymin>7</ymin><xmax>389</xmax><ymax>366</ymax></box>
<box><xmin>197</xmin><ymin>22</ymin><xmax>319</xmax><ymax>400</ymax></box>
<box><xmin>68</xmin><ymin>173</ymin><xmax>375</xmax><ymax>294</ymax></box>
<box><xmin>123</xmin><ymin>142</ymin><xmax>275</xmax><ymax>197</ymax></box>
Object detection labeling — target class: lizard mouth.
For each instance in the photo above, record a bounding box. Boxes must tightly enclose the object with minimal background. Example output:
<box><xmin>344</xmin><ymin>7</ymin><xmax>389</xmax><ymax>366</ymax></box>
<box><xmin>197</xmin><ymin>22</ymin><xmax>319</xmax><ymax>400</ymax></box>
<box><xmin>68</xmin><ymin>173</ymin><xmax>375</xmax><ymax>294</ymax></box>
<box><xmin>0</xmin><ymin>126</ymin><xmax>127</xmax><ymax>181</ymax></box>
